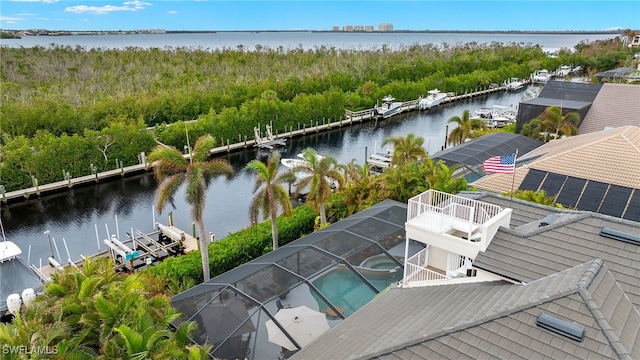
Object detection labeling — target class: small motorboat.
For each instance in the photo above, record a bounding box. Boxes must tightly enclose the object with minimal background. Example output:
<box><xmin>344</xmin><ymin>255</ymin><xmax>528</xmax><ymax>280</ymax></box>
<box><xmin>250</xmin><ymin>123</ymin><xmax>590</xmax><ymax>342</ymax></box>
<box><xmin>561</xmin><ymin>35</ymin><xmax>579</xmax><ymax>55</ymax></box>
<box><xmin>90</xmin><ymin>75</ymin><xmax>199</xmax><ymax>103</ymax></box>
<box><xmin>373</xmin><ymin>95</ymin><xmax>402</xmax><ymax>119</ymax></box>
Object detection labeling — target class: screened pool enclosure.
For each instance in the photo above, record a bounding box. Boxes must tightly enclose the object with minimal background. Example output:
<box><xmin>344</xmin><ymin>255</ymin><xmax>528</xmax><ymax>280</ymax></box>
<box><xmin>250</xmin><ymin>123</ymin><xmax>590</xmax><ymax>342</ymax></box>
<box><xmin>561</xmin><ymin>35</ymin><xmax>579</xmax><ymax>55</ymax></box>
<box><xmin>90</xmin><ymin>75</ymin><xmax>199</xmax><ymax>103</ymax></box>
<box><xmin>171</xmin><ymin>200</ymin><xmax>410</xmax><ymax>359</ymax></box>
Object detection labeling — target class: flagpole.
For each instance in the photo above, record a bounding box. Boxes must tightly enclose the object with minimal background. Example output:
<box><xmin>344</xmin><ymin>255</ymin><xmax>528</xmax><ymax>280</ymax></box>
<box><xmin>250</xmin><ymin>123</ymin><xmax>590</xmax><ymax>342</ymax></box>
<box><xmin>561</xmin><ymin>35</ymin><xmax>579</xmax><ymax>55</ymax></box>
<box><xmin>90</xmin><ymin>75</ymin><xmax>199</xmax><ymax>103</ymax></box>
<box><xmin>509</xmin><ymin>148</ymin><xmax>519</xmax><ymax>207</ymax></box>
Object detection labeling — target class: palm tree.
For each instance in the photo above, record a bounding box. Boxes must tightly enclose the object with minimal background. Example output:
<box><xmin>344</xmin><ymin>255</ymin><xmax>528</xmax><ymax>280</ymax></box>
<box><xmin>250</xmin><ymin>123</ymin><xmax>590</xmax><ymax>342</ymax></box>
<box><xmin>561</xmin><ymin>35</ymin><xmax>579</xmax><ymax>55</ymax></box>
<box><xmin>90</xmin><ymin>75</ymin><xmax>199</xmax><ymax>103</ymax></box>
<box><xmin>381</xmin><ymin>133</ymin><xmax>428</xmax><ymax>166</ymax></box>
<box><xmin>428</xmin><ymin>162</ymin><xmax>468</xmax><ymax>194</ymax></box>
<box><xmin>447</xmin><ymin>110</ymin><xmax>486</xmax><ymax>146</ymax></box>
<box><xmin>245</xmin><ymin>152</ymin><xmax>297</xmax><ymax>250</ymax></box>
<box><xmin>148</xmin><ymin>134</ymin><xmax>233</xmax><ymax>282</ymax></box>
<box><xmin>338</xmin><ymin>159</ymin><xmax>383</xmax><ymax>216</ymax></box>
<box><xmin>532</xmin><ymin>106</ymin><xmax>581</xmax><ymax>140</ymax></box>
<box><xmin>293</xmin><ymin>148</ymin><xmax>345</xmax><ymax>225</ymax></box>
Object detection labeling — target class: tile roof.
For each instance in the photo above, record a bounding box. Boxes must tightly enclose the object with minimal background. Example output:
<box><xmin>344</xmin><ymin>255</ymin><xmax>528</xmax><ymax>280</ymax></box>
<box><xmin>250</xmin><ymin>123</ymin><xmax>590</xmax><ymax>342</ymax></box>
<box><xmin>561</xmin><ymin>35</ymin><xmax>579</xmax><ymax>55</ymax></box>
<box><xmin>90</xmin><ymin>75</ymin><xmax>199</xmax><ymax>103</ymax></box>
<box><xmin>293</xmin><ymin>259</ymin><xmax>640</xmax><ymax>360</ymax></box>
<box><xmin>579</xmin><ymin>83</ymin><xmax>640</xmax><ymax>134</ymax></box>
<box><xmin>459</xmin><ymin>191</ymin><xmax>561</xmax><ymax>228</ymax></box>
<box><xmin>472</xmin><ymin>125</ymin><xmax>640</xmax><ymax>191</ymax></box>
<box><xmin>473</xmin><ymin>203</ymin><xmax>640</xmax><ymax>310</ymax></box>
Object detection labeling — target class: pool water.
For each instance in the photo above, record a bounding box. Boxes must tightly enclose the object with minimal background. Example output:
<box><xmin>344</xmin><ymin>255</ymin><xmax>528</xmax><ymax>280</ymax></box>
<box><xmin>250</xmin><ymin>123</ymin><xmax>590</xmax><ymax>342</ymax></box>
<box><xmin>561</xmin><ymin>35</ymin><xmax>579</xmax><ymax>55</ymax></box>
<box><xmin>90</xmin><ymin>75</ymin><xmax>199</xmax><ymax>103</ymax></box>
<box><xmin>311</xmin><ymin>267</ymin><xmax>402</xmax><ymax>317</ymax></box>
<box><xmin>359</xmin><ymin>255</ymin><xmax>403</xmax><ymax>270</ymax></box>
<box><xmin>369</xmin><ymin>262</ymin><xmax>399</xmax><ymax>270</ymax></box>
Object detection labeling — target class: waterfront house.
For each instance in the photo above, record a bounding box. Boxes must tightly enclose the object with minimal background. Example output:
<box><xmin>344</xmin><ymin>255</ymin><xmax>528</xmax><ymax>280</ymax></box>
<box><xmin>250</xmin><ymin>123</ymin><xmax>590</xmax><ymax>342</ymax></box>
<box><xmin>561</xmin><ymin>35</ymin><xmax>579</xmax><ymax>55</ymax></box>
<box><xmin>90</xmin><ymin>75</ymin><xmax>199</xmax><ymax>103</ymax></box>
<box><xmin>578</xmin><ymin>83</ymin><xmax>640</xmax><ymax>133</ymax></box>
<box><xmin>515</xmin><ymin>80</ymin><xmax>602</xmax><ymax>133</ymax></box>
<box><xmin>292</xmin><ymin>191</ymin><xmax>640</xmax><ymax>359</ymax></box>
<box><xmin>430</xmin><ymin>132</ymin><xmax>543</xmax><ymax>183</ymax></box>
<box><xmin>471</xmin><ymin>126</ymin><xmax>640</xmax><ymax>221</ymax></box>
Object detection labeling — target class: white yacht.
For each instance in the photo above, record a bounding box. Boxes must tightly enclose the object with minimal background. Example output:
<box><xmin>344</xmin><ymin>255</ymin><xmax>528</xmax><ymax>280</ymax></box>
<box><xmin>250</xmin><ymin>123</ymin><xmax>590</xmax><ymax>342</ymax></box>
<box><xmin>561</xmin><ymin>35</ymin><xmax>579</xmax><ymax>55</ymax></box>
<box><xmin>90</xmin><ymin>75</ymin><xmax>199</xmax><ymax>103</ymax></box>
<box><xmin>373</xmin><ymin>95</ymin><xmax>403</xmax><ymax>119</ymax></box>
<box><xmin>505</xmin><ymin>78</ymin><xmax>524</xmax><ymax>91</ymax></box>
<box><xmin>418</xmin><ymin>89</ymin><xmax>448</xmax><ymax>110</ymax></box>
<box><xmin>556</xmin><ymin>65</ymin><xmax>572</xmax><ymax>77</ymax></box>
<box><xmin>470</xmin><ymin>105</ymin><xmax>516</xmax><ymax>128</ymax></box>
<box><xmin>532</xmin><ymin>69</ymin><xmax>553</xmax><ymax>84</ymax></box>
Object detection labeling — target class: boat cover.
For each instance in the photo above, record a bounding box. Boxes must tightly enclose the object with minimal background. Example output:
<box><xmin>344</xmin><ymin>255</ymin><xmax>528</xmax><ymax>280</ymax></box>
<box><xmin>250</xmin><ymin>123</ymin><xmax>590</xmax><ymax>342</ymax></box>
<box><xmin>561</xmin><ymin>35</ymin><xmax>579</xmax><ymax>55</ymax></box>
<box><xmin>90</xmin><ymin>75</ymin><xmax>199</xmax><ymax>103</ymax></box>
<box><xmin>0</xmin><ymin>257</ymin><xmax>44</xmax><ymax>313</ymax></box>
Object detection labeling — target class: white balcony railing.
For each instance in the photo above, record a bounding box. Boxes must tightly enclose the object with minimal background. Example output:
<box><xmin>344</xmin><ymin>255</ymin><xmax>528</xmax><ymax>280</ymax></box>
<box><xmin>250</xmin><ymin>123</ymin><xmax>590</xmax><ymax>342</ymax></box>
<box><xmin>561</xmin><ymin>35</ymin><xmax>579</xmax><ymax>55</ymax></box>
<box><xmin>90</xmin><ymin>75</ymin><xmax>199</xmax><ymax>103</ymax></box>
<box><xmin>407</xmin><ymin>190</ymin><xmax>503</xmax><ymax>238</ymax></box>
<box><xmin>403</xmin><ymin>246</ymin><xmax>447</xmax><ymax>283</ymax></box>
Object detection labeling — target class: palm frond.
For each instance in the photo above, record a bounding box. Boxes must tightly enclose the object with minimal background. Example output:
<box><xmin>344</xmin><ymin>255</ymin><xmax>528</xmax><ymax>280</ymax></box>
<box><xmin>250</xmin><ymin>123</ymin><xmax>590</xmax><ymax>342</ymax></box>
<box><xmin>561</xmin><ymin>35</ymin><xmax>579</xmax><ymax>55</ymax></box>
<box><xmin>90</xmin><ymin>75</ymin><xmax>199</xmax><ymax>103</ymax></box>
<box><xmin>191</xmin><ymin>134</ymin><xmax>216</xmax><ymax>164</ymax></box>
<box><xmin>155</xmin><ymin>173</ymin><xmax>185</xmax><ymax>214</ymax></box>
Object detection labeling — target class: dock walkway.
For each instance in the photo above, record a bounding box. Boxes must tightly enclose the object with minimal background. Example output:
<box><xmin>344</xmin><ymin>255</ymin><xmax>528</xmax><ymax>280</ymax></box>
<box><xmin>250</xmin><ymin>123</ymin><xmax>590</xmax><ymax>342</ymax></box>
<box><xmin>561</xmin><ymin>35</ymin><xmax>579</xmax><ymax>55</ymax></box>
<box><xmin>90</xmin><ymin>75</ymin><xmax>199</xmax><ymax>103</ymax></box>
<box><xmin>32</xmin><ymin>223</ymin><xmax>200</xmax><ymax>280</ymax></box>
<box><xmin>1</xmin><ymin>83</ymin><xmax>522</xmax><ymax>205</ymax></box>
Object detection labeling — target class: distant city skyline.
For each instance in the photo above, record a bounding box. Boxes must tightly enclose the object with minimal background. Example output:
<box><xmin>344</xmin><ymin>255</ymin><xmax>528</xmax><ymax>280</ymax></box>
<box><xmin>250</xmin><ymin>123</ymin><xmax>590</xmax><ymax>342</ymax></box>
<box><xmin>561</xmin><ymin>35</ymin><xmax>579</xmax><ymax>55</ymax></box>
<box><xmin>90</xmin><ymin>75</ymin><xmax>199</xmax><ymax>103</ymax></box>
<box><xmin>1</xmin><ymin>1</ymin><xmax>639</xmax><ymax>32</ymax></box>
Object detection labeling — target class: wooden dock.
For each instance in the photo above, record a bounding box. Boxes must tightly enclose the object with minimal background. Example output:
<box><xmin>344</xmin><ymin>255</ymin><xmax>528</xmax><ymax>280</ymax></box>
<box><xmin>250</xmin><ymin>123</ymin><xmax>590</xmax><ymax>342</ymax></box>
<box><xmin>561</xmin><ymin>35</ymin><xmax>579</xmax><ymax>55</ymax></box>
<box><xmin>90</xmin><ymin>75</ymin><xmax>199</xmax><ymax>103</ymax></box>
<box><xmin>1</xmin><ymin>83</ymin><xmax>522</xmax><ymax>206</ymax></box>
<box><xmin>31</xmin><ymin>223</ymin><xmax>200</xmax><ymax>280</ymax></box>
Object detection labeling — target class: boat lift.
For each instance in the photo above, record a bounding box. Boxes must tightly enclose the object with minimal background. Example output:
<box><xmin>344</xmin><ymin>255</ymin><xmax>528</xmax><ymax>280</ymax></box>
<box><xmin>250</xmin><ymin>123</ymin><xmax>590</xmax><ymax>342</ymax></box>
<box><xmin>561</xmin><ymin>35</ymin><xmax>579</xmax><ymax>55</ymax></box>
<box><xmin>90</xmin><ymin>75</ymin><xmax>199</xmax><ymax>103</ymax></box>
<box><xmin>254</xmin><ymin>124</ymin><xmax>286</xmax><ymax>150</ymax></box>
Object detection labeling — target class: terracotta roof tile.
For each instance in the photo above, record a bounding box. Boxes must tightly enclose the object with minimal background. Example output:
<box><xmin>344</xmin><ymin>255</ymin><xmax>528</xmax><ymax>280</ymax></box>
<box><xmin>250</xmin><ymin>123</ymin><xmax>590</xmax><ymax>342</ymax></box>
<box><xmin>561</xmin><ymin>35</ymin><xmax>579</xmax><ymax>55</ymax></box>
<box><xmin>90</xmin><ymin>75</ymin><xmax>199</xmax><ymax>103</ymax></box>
<box><xmin>472</xmin><ymin>126</ymin><xmax>640</xmax><ymax>192</ymax></box>
<box><xmin>580</xmin><ymin>83</ymin><xmax>640</xmax><ymax>134</ymax></box>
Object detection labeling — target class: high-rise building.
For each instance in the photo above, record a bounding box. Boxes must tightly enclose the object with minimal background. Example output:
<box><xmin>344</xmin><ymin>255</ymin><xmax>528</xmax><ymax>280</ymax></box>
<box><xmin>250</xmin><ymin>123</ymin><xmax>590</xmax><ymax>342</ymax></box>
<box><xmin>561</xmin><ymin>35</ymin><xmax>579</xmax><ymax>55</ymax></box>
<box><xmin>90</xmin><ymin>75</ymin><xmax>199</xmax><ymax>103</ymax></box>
<box><xmin>343</xmin><ymin>25</ymin><xmax>354</xmax><ymax>32</ymax></box>
<box><xmin>378</xmin><ymin>23</ymin><xmax>393</xmax><ymax>32</ymax></box>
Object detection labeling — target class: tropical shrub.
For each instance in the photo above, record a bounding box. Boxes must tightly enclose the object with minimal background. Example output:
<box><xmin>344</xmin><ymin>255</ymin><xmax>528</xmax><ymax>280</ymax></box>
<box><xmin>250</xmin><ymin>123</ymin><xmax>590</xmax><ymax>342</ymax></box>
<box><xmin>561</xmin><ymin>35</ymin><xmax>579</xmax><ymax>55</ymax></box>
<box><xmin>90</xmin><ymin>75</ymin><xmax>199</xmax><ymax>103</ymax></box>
<box><xmin>147</xmin><ymin>205</ymin><xmax>318</xmax><ymax>284</ymax></box>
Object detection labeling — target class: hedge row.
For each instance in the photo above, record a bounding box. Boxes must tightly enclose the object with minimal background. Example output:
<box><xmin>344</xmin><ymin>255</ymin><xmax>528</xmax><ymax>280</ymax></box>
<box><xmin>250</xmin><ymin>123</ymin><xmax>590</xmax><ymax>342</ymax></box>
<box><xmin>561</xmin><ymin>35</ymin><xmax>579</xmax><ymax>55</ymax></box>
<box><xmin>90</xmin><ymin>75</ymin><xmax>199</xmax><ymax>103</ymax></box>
<box><xmin>147</xmin><ymin>205</ymin><xmax>318</xmax><ymax>283</ymax></box>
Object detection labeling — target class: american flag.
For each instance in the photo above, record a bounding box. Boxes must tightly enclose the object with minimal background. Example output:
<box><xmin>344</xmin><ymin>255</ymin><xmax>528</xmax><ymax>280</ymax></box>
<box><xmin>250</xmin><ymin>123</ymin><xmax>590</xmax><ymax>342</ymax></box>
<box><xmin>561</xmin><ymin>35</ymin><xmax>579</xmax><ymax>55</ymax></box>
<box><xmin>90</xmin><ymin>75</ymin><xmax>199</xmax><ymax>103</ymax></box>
<box><xmin>483</xmin><ymin>154</ymin><xmax>516</xmax><ymax>174</ymax></box>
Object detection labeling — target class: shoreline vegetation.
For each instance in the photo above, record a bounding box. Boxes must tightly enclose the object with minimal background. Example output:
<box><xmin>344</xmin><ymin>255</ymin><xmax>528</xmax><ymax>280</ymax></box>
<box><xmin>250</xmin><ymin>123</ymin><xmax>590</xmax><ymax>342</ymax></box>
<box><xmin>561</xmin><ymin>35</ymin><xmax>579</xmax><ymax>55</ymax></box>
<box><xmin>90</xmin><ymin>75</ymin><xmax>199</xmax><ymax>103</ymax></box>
<box><xmin>0</xmin><ymin>34</ymin><xmax>635</xmax><ymax>194</ymax></box>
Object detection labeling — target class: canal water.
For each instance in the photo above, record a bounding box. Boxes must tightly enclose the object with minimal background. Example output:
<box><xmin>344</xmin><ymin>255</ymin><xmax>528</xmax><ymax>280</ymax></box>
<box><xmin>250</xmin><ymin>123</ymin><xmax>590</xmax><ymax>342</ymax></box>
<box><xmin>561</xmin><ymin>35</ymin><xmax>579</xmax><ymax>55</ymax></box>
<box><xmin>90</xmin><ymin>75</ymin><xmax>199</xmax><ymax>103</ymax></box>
<box><xmin>2</xmin><ymin>88</ymin><xmax>533</xmax><ymax>265</ymax></box>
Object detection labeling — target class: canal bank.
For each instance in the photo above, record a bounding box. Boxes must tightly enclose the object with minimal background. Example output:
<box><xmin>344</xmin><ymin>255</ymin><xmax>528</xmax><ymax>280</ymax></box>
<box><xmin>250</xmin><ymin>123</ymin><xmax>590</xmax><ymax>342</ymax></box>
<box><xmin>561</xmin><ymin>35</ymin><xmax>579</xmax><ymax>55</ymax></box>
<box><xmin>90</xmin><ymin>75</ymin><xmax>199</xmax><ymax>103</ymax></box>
<box><xmin>2</xmin><ymin>86</ymin><xmax>533</xmax><ymax>267</ymax></box>
<box><xmin>1</xmin><ymin>84</ymin><xmax>515</xmax><ymax>205</ymax></box>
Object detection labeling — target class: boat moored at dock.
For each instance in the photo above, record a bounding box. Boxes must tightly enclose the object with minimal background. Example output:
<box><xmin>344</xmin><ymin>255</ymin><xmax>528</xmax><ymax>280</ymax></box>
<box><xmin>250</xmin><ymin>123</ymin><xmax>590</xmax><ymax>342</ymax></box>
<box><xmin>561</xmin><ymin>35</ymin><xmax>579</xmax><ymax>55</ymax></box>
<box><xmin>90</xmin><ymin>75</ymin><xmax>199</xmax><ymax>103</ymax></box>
<box><xmin>419</xmin><ymin>89</ymin><xmax>448</xmax><ymax>110</ymax></box>
<box><xmin>531</xmin><ymin>69</ymin><xmax>553</xmax><ymax>84</ymax></box>
<box><xmin>373</xmin><ymin>95</ymin><xmax>403</xmax><ymax>119</ymax></box>
<box><xmin>470</xmin><ymin>105</ymin><xmax>516</xmax><ymax>128</ymax></box>
<box><xmin>555</xmin><ymin>65</ymin><xmax>572</xmax><ymax>77</ymax></box>
<box><xmin>505</xmin><ymin>78</ymin><xmax>524</xmax><ymax>91</ymax></box>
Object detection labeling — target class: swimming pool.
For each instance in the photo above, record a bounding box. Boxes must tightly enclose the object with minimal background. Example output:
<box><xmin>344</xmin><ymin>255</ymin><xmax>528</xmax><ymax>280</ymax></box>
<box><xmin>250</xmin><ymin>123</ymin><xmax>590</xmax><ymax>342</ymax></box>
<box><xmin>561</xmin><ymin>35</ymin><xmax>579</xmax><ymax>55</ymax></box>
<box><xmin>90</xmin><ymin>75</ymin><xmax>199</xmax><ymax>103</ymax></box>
<box><xmin>359</xmin><ymin>254</ymin><xmax>403</xmax><ymax>270</ymax></box>
<box><xmin>311</xmin><ymin>265</ymin><xmax>402</xmax><ymax>317</ymax></box>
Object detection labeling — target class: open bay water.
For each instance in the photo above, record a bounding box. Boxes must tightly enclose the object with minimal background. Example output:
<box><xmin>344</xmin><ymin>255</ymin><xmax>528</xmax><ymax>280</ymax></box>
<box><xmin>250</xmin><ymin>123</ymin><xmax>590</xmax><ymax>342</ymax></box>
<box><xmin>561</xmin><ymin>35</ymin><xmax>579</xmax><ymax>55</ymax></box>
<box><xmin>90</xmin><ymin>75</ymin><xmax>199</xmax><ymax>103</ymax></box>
<box><xmin>2</xmin><ymin>31</ymin><xmax>613</xmax><ymax>266</ymax></box>
<box><xmin>0</xmin><ymin>31</ymin><xmax>616</xmax><ymax>53</ymax></box>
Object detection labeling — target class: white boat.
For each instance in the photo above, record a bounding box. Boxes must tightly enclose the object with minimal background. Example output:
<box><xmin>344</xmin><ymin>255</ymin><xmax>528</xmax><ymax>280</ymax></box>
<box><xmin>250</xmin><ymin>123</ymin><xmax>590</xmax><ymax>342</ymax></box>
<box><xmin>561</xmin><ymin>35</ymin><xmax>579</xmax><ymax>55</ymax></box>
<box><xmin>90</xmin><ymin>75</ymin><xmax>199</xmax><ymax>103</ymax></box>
<box><xmin>367</xmin><ymin>151</ymin><xmax>393</xmax><ymax>170</ymax></box>
<box><xmin>367</xmin><ymin>153</ymin><xmax>392</xmax><ymax>170</ymax></box>
<box><xmin>532</xmin><ymin>69</ymin><xmax>552</xmax><ymax>84</ymax></box>
<box><xmin>1</xmin><ymin>240</ymin><xmax>44</xmax><ymax>316</ymax></box>
<box><xmin>280</xmin><ymin>153</ymin><xmax>338</xmax><ymax>187</ymax></box>
<box><xmin>505</xmin><ymin>78</ymin><xmax>524</xmax><ymax>91</ymax></box>
<box><xmin>556</xmin><ymin>65</ymin><xmax>572</xmax><ymax>77</ymax></box>
<box><xmin>470</xmin><ymin>105</ymin><xmax>516</xmax><ymax>128</ymax></box>
<box><xmin>373</xmin><ymin>95</ymin><xmax>403</xmax><ymax>119</ymax></box>
<box><xmin>419</xmin><ymin>89</ymin><xmax>448</xmax><ymax>110</ymax></box>
<box><xmin>280</xmin><ymin>153</ymin><xmax>307</xmax><ymax>170</ymax></box>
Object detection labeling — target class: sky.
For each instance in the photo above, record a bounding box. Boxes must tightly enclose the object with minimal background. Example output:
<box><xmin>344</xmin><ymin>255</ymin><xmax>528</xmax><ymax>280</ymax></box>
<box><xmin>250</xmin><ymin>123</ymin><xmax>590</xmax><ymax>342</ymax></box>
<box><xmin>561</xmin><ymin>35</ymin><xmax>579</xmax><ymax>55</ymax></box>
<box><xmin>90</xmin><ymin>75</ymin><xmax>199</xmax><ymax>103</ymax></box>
<box><xmin>1</xmin><ymin>0</ymin><xmax>639</xmax><ymax>32</ymax></box>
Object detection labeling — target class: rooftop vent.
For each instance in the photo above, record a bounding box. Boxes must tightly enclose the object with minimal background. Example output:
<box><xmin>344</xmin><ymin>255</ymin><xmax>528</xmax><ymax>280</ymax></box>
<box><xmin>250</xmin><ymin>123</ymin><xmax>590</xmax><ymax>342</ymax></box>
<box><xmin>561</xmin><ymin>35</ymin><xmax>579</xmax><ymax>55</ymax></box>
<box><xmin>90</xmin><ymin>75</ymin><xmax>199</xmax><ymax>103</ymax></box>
<box><xmin>536</xmin><ymin>312</ymin><xmax>585</xmax><ymax>342</ymax></box>
<box><xmin>600</xmin><ymin>227</ymin><xmax>640</xmax><ymax>246</ymax></box>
